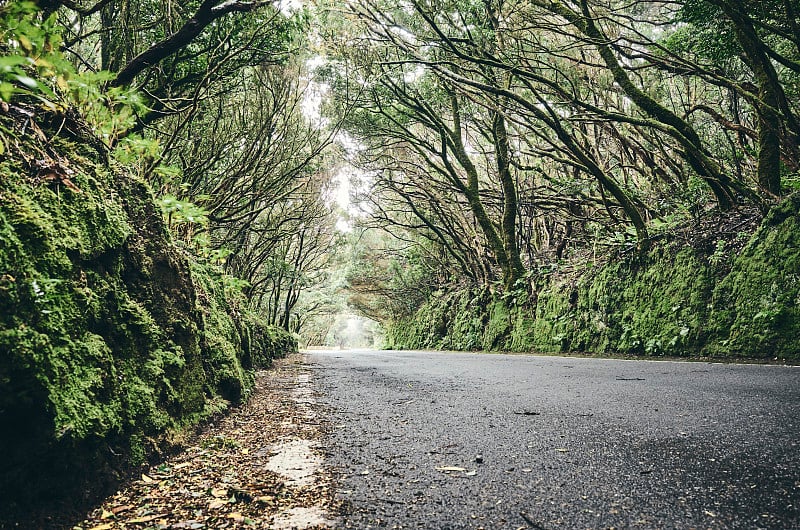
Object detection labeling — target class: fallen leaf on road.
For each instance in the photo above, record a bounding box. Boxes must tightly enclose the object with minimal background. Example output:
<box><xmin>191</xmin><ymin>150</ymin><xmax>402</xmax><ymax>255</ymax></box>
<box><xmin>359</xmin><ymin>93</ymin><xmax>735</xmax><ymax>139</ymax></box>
<box><xmin>140</xmin><ymin>474</ymin><xmax>154</xmax><ymax>483</ymax></box>
<box><xmin>520</xmin><ymin>511</ymin><xmax>548</xmax><ymax>530</ymax></box>
<box><xmin>556</xmin><ymin>448</ymin><xmax>569</xmax><ymax>453</ymax></box>
<box><xmin>208</xmin><ymin>499</ymin><xmax>226</xmax><ymax>510</ymax></box>
<box><xmin>435</xmin><ymin>466</ymin><xmax>467</xmax><ymax>472</ymax></box>
<box><xmin>172</xmin><ymin>520</ymin><xmax>205</xmax><ymax>529</ymax></box>
<box><xmin>211</xmin><ymin>487</ymin><xmax>228</xmax><ymax>498</ymax></box>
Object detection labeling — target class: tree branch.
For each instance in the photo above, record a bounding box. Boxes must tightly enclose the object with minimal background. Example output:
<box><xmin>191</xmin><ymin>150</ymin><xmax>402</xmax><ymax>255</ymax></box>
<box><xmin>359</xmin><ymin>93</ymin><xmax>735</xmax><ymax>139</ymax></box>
<box><xmin>112</xmin><ymin>0</ymin><xmax>270</xmax><ymax>87</ymax></box>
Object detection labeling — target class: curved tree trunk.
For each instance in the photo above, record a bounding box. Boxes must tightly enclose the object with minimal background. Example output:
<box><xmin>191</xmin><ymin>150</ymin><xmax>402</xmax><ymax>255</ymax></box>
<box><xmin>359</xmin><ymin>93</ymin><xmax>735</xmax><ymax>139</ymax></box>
<box><xmin>715</xmin><ymin>0</ymin><xmax>790</xmax><ymax>196</ymax></box>
<box><xmin>492</xmin><ymin>107</ymin><xmax>526</xmax><ymax>289</ymax></box>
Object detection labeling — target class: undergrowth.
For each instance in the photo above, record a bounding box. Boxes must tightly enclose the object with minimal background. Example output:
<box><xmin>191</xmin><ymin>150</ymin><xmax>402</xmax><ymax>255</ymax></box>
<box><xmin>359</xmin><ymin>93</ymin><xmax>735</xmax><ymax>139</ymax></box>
<box><xmin>386</xmin><ymin>198</ymin><xmax>800</xmax><ymax>361</ymax></box>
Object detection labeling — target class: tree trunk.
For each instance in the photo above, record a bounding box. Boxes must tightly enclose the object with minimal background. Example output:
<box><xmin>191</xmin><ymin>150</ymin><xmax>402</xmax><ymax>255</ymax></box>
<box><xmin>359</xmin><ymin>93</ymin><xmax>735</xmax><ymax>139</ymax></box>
<box><xmin>716</xmin><ymin>0</ymin><xmax>788</xmax><ymax>195</ymax></box>
<box><xmin>444</xmin><ymin>94</ymin><xmax>516</xmax><ymax>287</ymax></box>
<box><xmin>492</xmin><ymin>108</ymin><xmax>526</xmax><ymax>290</ymax></box>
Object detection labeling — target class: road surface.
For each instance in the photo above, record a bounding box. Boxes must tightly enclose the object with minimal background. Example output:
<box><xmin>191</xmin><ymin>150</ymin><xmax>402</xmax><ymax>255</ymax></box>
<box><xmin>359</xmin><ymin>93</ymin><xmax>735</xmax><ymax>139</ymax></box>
<box><xmin>307</xmin><ymin>349</ymin><xmax>800</xmax><ymax>529</ymax></box>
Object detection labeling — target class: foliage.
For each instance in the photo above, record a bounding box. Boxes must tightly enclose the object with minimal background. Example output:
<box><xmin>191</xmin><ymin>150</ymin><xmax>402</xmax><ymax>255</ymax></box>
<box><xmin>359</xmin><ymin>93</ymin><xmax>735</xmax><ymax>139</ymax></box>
<box><xmin>0</xmin><ymin>2</ymin><xmax>64</xmax><ymax>104</ymax></box>
<box><xmin>0</xmin><ymin>2</ymin><xmax>146</xmax><ymax>147</ymax></box>
<box><xmin>323</xmin><ymin>0</ymin><xmax>800</xmax><ymax>325</ymax></box>
<box><xmin>706</xmin><ymin>195</ymin><xmax>800</xmax><ymax>357</ymax></box>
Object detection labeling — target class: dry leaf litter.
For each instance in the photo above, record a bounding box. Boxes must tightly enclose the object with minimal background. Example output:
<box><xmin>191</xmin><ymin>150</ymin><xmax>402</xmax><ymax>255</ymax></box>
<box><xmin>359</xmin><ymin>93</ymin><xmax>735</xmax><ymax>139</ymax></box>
<box><xmin>78</xmin><ymin>354</ymin><xmax>338</xmax><ymax>530</ymax></box>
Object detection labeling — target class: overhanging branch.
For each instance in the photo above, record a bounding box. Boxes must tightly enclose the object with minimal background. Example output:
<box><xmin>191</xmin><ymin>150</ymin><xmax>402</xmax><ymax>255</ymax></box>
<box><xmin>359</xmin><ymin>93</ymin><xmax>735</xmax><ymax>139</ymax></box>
<box><xmin>112</xmin><ymin>0</ymin><xmax>270</xmax><ymax>87</ymax></box>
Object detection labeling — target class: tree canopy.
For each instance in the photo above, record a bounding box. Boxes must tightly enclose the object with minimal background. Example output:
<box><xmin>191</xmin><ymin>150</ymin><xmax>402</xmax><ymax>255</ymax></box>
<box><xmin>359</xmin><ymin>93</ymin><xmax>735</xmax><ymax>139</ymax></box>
<box><xmin>317</xmin><ymin>0</ymin><xmax>800</xmax><ymax>319</ymax></box>
<box><xmin>3</xmin><ymin>0</ymin><xmax>799</xmax><ymax>337</ymax></box>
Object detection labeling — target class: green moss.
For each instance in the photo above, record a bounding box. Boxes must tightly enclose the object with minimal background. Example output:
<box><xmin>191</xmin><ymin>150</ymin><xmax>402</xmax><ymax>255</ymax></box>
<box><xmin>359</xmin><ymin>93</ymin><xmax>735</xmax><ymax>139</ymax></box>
<box><xmin>530</xmin><ymin>279</ymin><xmax>573</xmax><ymax>353</ymax></box>
<box><xmin>190</xmin><ymin>262</ymin><xmax>253</xmax><ymax>402</ymax></box>
<box><xmin>386</xmin><ymin>196</ymin><xmax>800</xmax><ymax>360</ymax></box>
<box><xmin>483</xmin><ymin>299</ymin><xmax>511</xmax><ymax>350</ymax></box>
<box><xmin>444</xmin><ymin>290</ymin><xmax>487</xmax><ymax>351</ymax></box>
<box><xmin>47</xmin><ymin>333</ymin><xmax>121</xmax><ymax>439</ymax></box>
<box><xmin>190</xmin><ymin>261</ymin><xmax>298</xmax><ymax>400</ymax></box>
<box><xmin>572</xmin><ymin>247</ymin><xmax>714</xmax><ymax>356</ymax></box>
<box><xmin>244</xmin><ymin>318</ymin><xmax>298</xmax><ymax>367</ymax></box>
<box><xmin>128</xmin><ymin>433</ymin><xmax>147</xmax><ymax>466</ymax></box>
<box><xmin>507</xmin><ymin>308</ymin><xmax>536</xmax><ymax>352</ymax></box>
<box><xmin>706</xmin><ymin>195</ymin><xmax>800</xmax><ymax>358</ymax></box>
<box><xmin>0</xmin><ymin>111</ymin><xmax>299</xmax><ymax>508</ymax></box>
<box><xmin>385</xmin><ymin>290</ymin><xmax>459</xmax><ymax>349</ymax></box>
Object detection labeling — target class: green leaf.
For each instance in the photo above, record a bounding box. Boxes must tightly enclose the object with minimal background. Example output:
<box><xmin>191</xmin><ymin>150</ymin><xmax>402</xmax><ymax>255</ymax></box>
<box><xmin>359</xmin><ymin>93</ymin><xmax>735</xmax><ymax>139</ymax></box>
<box><xmin>17</xmin><ymin>34</ymin><xmax>34</xmax><ymax>52</ymax></box>
<box><xmin>0</xmin><ymin>82</ymin><xmax>15</xmax><ymax>102</ymax></box>
<box><xmin>14</xmin><ymin>74</ymin><xmax>37</xmax><ymax>89</ymax></box>
<box><xmin>0</xmin><ymin>55</ymin><xmax>31</xmax><ymax>72</ymax></box>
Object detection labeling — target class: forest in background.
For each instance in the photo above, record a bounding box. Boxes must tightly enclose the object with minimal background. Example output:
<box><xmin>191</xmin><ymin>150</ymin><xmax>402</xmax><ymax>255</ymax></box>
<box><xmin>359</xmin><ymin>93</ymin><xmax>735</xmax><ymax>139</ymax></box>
<box><xmin>321</xmin><ymin>0</ymin><xmax>800</xmax><ymax>355</ymax></box>
<box><xmin>3</xmin><ymin>0</ymin><xmax>796</xmax><ymax>346</ymax></box>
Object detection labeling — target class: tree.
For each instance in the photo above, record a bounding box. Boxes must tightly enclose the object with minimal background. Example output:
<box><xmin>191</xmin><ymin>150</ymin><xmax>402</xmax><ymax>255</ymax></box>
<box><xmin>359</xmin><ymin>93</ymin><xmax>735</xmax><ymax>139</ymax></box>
<box><xmin>674</xmin><ymin>0</ymin><xmax>800</xmax><ymax>195</ymax></box>
<box><xmin>323</xmin><ymin>1</ymin><xmax>534</xmax><ymax>289</ymax></box>
<box><xmin>54</xmin><ymin>0</ymin><xmax>300</xmax><ymax>130</ymax></box>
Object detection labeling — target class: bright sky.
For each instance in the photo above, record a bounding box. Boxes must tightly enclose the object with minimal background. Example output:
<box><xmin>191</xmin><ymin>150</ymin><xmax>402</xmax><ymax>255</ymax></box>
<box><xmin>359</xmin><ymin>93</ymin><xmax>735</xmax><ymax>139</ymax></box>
<box><xmin>277</xmin><ymin>0</ymin><xmax>303</xmax><ymax>16</ymax></box>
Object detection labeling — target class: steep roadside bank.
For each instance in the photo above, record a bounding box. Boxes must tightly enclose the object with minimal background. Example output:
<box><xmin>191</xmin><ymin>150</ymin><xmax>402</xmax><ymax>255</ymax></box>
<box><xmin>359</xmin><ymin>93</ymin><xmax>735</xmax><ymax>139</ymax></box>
<box><xmin>386</xmin><ymin>197</ymin><xmax>800</xmax><ymax>360</ymax></box>
<box><xmin>0</xmin><ymin>103</ymin><xmax>296</xmax><ymax>524</ymax></box>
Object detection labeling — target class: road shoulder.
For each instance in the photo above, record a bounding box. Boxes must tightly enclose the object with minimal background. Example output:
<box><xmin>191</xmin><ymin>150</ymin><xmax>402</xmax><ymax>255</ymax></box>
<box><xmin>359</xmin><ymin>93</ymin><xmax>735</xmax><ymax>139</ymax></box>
<box><xmin>79</xmin><ymin>353</ymin><xmax>338</xmax><ymax>530</ymax></box>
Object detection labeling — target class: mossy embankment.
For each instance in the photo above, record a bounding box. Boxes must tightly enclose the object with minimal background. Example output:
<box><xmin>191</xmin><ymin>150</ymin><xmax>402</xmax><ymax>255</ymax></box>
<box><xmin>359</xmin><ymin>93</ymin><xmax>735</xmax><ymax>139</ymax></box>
<box><xmin>386</xmin><ymin>196</ymin><xmax>800</xmax><ymax>360</ymax></box>
<box><xmin>0</xmin><ymin>106</ymin><xmax>296</xmax><ymax>521</ymax></box>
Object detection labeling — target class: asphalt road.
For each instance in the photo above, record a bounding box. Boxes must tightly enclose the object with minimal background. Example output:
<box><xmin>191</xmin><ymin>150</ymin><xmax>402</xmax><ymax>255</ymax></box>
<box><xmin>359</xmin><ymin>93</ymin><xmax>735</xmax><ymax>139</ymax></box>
<box><xmin>307</xmin><ymin>349</ymin><xmax>800</xmax><ymax>530</ymax></box>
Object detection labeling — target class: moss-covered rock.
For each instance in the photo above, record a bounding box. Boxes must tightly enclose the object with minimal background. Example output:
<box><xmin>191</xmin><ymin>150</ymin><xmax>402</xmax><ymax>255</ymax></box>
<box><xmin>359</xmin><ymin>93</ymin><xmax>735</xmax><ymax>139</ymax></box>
<box><xmin>705</xmin><ymin>194</ymin><xmax>800</xmax><ymax>357</ymax></box>
<box><xmin>386</xmin><ymin>196</ymin><xmax>800</xmax><ymax>360</ymax></box>
<box><xmin>191</xmin><ymin>262</ymin><xmax>254</xmax><ymax>403</ymax></box>
<box><xmin>0</xmin><ymin>108</ymin><xmax>296</xmax><ymax>514</ymax></box>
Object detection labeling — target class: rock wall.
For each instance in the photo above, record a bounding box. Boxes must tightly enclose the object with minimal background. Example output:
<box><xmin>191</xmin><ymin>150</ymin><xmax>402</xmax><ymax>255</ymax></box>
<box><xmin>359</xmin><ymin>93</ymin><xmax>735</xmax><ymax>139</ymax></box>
<box><xmin>386</xmin><ymin>196</ymin><xmax>800</xmax><ymax>360</ymax></box>
<box><xmin>0</xmin><ymin>109</ymin><xmax>297</xmax><ymax>515</ymax></box>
